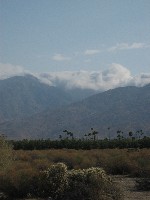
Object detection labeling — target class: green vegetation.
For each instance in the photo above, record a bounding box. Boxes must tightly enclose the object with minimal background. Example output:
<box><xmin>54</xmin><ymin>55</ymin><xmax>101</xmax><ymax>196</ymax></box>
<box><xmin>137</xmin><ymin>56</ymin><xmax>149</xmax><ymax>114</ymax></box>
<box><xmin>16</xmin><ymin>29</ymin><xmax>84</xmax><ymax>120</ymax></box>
<box><xmin>11</xmin><ymin>135</ymin><xmax>150</xmax><ymax>150</ymax></box>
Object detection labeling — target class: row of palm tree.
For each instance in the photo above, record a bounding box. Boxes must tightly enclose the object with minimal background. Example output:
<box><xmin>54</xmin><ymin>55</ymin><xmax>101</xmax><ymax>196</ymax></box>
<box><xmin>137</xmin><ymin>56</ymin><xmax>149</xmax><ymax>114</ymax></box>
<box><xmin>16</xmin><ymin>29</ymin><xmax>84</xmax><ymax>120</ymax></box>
<box><xmin>60</xmin><ymin>128</ymin><xmax>145</xmax><ymax>141</ymax></box>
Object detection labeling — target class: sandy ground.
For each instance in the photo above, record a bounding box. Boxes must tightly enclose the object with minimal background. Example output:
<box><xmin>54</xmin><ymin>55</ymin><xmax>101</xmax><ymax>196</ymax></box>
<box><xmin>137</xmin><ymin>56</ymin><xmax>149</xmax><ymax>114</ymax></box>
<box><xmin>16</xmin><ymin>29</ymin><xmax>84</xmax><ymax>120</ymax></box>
<box><xmin>112</xmin><ymin>175</ymin><xmax>150</xmax><ymax>200</ymax></box>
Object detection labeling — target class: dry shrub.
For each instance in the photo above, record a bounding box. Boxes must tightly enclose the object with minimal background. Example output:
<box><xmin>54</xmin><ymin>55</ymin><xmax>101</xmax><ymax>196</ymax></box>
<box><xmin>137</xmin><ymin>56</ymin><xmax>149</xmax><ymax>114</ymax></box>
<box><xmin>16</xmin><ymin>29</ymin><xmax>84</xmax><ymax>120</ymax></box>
<box><xmin>14</xmin><ymin>150</ymin><xmax>32</xmax><ymax>162</ymax></box>
<box><xmin>105</xmin><ymin>154</ymin><xmax>134</xmax><ymax>175</ymax></box>
<box><xmin>126</xmin><ymin>149</ymin><xmax>150</xmax><ymax>177</ymax></box>
<box><xmin>0</xmin><ymin>163</ymin><xmax>123</xmax><ymax>200</ymax></box>
<box><xmin>33</xmin><ymin>163</ymin><xmax>68</xmax><ymax>199</ymax></box>
<box><xmin>0</xmin><ymin>135</ymin><xmax>13</xmax><ymax>172</ymax></box>
<box><xmin>136</xmin><ymin>177</ymin><xmax>150</xmax><ymax>191</ymax></box>
<box><xmin>32</xmin><ymin>158</ymin><xmax>52</xmax><ymax>171</ymax></box>
<box><xmin>0</xmin><ymin>167</ymin><xmax>38</xmax><ymax>198</ymax></box>
<box><xmin>12</xmin><ymin>148</ymin><xmax>150</xmax><ymax>177</ymax></box>
<box><xmin>63</xmin><ymin>167</ymin><xmax>123</xmax><ymax>200</ymax></box>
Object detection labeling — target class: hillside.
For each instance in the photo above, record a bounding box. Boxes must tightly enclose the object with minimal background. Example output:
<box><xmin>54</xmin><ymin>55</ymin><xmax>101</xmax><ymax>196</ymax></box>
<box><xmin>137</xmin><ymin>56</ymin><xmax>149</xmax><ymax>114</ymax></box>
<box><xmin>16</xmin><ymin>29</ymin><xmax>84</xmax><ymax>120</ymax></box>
<box><xmin>0</xmin><ymin>75</ymin><xmax>73</xmax><ymax>122</ymax></box>
<box><xmin>0</xmin><ymin>84</ymin><xmax>150</xmax><ymax>139</ymax></box>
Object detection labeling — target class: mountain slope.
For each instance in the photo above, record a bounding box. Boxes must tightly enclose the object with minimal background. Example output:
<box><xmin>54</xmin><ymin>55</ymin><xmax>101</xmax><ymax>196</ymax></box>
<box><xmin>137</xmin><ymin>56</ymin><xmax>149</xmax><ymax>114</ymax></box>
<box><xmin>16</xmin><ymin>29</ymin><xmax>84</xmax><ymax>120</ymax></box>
<box><xmin>0</xmin><ymin>75</ymin><xmax>73</xmax><ymax>121</ymax></box>
<box><xmin>0</xmin><ymin>84</ymin><xmax>150</xmax><ymax>139</ymax></box>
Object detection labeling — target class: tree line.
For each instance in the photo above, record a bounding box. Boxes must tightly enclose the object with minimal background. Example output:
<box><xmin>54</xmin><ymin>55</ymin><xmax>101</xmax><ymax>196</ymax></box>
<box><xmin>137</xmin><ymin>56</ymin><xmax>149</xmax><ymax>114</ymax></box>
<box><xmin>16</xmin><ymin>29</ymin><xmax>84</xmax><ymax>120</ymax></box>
<box><xmin>8</xmin><ymin>128</ymin><xmax>150</xmax><ymax>150</ymax></box>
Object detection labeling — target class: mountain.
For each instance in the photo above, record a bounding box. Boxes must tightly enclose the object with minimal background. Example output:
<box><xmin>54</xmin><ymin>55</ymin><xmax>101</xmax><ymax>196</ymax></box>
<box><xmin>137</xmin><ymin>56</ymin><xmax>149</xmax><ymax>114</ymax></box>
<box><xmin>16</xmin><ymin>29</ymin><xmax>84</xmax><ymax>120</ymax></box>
<box><xmin>0</xmin><ymin>84</ymin><xmax>150</xmax><ymax>139</ymax></box>
<box><xmin>0</xmin><ymin>75</ymin><xmax>97</xmax><ymax>123</ymax></box>
<box><xmin>0</xmin><ymin>75</ymin><xmax>73</xmax><ymax>122</ymax></box>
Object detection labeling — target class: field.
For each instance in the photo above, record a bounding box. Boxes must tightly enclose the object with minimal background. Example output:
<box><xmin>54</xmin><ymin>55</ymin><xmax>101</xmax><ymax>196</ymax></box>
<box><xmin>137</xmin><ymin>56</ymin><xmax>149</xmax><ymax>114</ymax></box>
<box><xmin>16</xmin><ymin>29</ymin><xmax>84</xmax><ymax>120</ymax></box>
<box><xmin>11</xmin><ymin>148</ymin><xmax>150</xmax><ymax>177</ymax></box>
<box><xmin>0</xmin><ymin>137</ymin><xmax>150</xmax><ymax>200</ymax></box>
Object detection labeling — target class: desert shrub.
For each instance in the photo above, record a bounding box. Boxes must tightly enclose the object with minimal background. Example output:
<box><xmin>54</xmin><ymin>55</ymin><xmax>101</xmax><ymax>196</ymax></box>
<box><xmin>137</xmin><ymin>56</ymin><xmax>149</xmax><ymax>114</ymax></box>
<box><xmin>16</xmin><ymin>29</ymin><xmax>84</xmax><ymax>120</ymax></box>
<box><xmin>0</xmin><ymin>135</ymin><xmax>13</xmax><ymax>172</ymax></box>
<box><xmin>0</xmin><ymin>167</ymin><xmax>38</xmax><ymax>198</ymax></box>
<box><xmin>63</xmin><ymin>167</ymin><xmax>123</xmax><ymax>200</ymax></box>
<box><xmin>106</xmin><ymin>155</ymin><xmax>134</xmax><ymax>175</ymax></box>
<box><xmin>136</xmin><ymin>177</ymin><xmax>150</xmax><ymax>191</ymax></box>
<box><xmin>0</xmin><ymin>163</ymin><xmax>67</xmax><ymax>199</ymax></box>
<box><xmin>52</xmin><ymin>155</ymin><xmax>75</xmax><ymax>169</ymax></box>
<box><xmin>32</xmin><ymin>158</ymin><xmax>52</xmax><ymax>171</ymax></box>
<box><xmin>12</xmin><ymin>149</ymin><xmax>150</xmax><ymax>178</ymax></box>
<box><xmin>32</xmin><ymin>163</ymin><xmax>68</xmax><ymax>199</ymax></box>
<box><xmin>0</xmin><ymin>163</ymin><xmax>122</xmax><ymax>200</ymax></box>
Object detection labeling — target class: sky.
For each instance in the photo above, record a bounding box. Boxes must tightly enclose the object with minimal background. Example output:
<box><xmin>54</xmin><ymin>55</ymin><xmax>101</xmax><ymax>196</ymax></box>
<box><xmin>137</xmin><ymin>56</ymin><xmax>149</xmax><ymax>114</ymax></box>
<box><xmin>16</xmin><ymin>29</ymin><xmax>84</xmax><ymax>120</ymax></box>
<box><xmin>0</xmin><ymin>0</ymin><xmax>150</xmax><ymax>90</ymax></box>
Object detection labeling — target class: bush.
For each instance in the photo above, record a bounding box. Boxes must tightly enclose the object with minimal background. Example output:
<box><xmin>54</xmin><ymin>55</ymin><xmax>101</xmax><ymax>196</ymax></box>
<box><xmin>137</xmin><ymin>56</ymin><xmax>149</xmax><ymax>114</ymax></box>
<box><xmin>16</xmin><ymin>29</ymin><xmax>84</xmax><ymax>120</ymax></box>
<box><xmin>0</xmin><ymin>163</ymin><xmax>122</xmax><ymax>200</ymax></box>
<box><xmin>0</xmin><ymin>135</ymin><xmax>13</xmax><ymax>172</ymax></box>
<box><xmin>136</xmin><ymin>177</ymin><xmax>150</xmax><ymax>191</ymax></box>
<box><xmin>0</xmin><ymin>167</ymin><xmax>38</xmax><ymax>198</ymax></box>
<box><xmin>0</xmin><ymin>163</ymin><xmax>67</xmax><ymax>199</ymax></box>
<box><xmin>63</xmin><ymin>167</ymin><xmax>122</xmax><ymax>200</ymax></box>
<box><xmin>33</xmin><ymin>163</ymin><xmax>68</xmax><ymax>199</ymax></box>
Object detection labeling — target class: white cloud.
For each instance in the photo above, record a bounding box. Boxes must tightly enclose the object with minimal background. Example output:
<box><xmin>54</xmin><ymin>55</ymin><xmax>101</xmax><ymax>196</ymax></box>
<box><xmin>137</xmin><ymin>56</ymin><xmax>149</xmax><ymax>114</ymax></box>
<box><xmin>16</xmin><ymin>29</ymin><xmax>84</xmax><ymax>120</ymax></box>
<box><xmin>38</xmin><ymin>64</ymin><xmax>150</xmax><ymax>91</ymax></box>
<box><xmin>52</xmin><ymin>54</ymin><xmax>71</xmax><ymax>61</ymax></box>
<box><xmin>0</xmin><ymin>63</ymin><xmax>29</xmax><ymax>79</ymax></box>
<box><xmin>0</xmin><ymin>63</ymin><xmax>149</xmax><ymax>92</ymax></box>
<box><xmin>128</xmin><ymin>73</ymin><xmax>150</xmax><ymax>87</ymax></box>
<box><xmin>84</xmin><ymin>49</ymin><xmax>100</xmax><ymax>55</ymax></box>
<box><xmin>108</xmin><ymin>42</ymin><xmax>150</xmax><ymax>52</ymax></box>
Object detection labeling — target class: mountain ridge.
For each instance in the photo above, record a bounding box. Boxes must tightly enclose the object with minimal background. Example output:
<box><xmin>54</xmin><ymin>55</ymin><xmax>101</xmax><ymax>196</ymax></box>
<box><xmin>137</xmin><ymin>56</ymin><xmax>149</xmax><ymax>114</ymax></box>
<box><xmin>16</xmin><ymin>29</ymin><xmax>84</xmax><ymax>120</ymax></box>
<box><xmin>0</xmin><ymin>75</ymin><xmax>97</xmax><ymax>123</ymax></box>
<box><xmin>0</xmin><ymin>84</ymin><xmax>149</xmax><ymax>139</ymax></box>
<box><xmin>0</xmin><ymin>75</ymin><xmax>72</xmax><ymax>122</ymax></box>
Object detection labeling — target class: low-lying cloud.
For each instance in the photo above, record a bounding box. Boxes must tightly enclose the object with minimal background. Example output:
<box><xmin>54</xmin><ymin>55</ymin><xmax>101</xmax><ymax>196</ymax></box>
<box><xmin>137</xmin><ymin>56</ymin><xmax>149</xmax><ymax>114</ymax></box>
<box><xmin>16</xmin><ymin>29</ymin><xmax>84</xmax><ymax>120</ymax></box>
<box><xmin>0</xmin><ymin>63</ymin><xmax>28</xmax><ymax>79</ymax></box>
<box><xmin>0</xmin><ymin>63</ymin><xmax>150</xmax><ymax>91</ymax></box>
<box><xmin>38</xmin><ymin>64</ymin><xmax>150</xmax><ymax>91</ymax></box>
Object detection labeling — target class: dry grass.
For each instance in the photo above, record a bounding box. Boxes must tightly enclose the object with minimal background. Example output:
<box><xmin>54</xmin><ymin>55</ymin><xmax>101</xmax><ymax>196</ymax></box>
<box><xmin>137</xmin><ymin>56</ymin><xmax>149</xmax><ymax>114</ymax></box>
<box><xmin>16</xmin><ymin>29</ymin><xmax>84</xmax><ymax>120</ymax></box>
<box><xmin>1</xmin><ymin>148</ymin><xmax>150</xmax><ymax>199</ymax></box>
<box><xmin>13</xmin><ymin>148</ymin><xmax>150</xmax><ymax>177</ymax></box>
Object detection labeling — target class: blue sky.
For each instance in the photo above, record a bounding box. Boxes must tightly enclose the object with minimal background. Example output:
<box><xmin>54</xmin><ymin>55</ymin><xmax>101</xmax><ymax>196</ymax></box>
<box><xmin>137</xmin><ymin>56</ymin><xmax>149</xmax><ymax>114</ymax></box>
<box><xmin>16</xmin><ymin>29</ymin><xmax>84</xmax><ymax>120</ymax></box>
<box><xmin>0</xmin><ymin>0</ymin><xmax>150</xmax><ymax>76</ymax></box>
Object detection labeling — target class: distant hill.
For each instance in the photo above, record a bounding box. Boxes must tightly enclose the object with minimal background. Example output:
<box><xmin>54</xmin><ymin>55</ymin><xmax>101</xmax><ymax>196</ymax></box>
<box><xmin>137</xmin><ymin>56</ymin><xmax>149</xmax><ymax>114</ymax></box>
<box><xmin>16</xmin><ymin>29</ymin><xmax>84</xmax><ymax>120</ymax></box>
<box><xmin>0</xmin><ymin>84</ymin><xmax>150</xmax><ymax>139</ymax></box>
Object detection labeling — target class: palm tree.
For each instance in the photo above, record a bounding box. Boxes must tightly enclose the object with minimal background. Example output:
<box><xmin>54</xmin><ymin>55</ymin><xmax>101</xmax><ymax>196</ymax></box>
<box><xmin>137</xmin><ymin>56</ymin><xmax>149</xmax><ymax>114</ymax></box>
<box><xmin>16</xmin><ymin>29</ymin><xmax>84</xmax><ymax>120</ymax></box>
<box><xmin>117</xmin><ymin>130</ymin><xmax>122</xmax><ymax>140</ymax></box>
<box><xmin>59</xmin><ymin>135</ymin><xmax>62</xmax><ymax>140</ymax></box>
<box><xmin>129</xmin><ymin>131</ymin><xmax>133</xmax><ymax>138</ymax></box>
<box><xmin>108</xmin><ymin>127</ymin><xmax>111</xmax><ymax>140</ymax></box>
<box><xmin>92</xmin><ymin>131</ymin><xmax>98</xmax><ymax>141</ymax></box>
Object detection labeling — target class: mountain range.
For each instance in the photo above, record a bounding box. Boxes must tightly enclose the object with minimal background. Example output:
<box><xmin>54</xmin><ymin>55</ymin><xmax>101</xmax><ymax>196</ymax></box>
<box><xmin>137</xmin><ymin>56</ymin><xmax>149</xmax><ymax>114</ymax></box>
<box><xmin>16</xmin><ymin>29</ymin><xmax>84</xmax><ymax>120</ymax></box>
<box><xmin>0</xmin><ymin>75</ymin><xmax>149</xmax><ymax>139</ymax></box>
<box><xmin>0</xmin><ymin>75</ymin><xmax>96</xmax><ymax>123</ymax></box>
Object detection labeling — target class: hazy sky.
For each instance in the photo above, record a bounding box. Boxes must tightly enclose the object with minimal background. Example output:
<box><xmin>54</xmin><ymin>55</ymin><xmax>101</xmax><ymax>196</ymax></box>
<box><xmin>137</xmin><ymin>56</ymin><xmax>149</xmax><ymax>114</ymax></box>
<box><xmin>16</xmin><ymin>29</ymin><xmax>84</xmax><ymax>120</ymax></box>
<box><xmin>0</xmin><ymin>0</ymin><xmax>150</xmax><ymax>76</ymax></box>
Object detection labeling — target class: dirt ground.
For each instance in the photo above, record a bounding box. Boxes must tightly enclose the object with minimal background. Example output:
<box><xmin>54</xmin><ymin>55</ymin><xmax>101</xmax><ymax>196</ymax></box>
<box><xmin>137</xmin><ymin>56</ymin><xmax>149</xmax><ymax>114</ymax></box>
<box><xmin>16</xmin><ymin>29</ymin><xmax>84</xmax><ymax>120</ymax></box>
<box><xmin>112</xmin><ymin>175</ymin><xmax>150</xmax><ymax>200</ymax></box>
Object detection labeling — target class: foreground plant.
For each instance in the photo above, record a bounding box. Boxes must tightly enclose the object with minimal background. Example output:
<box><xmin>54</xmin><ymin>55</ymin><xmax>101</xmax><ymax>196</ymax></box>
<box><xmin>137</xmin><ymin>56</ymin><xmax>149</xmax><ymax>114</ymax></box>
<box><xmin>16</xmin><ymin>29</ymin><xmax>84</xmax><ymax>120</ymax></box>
<box><xmin>0</xmin><ymin>163</ymin><xmax>123</xmax><ymax>200</ymax></box>
<box><xmin>63</xmin><ymin>167</ymin><xmax>122</xmax><ymax>200</ymax></box>
<box><xmin>0</xmin><ymin>134</ymin><xmax>13</xmax><ymax>172</ymax></box>
<box><xmin>136</xmin><ymin>177</ymin><xmax>150</xmax><ymax>191</ymax></box>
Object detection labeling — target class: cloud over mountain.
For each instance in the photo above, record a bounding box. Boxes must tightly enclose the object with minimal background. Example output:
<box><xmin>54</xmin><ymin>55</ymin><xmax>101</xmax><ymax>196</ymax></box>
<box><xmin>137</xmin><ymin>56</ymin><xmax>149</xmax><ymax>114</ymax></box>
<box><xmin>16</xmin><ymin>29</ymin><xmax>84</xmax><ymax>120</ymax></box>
<box><xmin>0</xmin><ymin>63</ymin><xmax>150</xmax><ymax>91</ymax></box>
<box><xmin>0</xmin><ymin>63</ymin><xmax>28</xmax><ymax>79</ymax></box>
<box><xmin>38</xmin><ymin>64</ymin><xmax>150</xmax><ymax>91</ymax></box>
